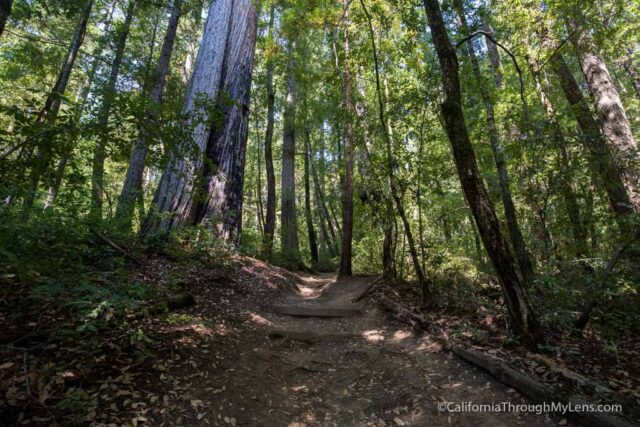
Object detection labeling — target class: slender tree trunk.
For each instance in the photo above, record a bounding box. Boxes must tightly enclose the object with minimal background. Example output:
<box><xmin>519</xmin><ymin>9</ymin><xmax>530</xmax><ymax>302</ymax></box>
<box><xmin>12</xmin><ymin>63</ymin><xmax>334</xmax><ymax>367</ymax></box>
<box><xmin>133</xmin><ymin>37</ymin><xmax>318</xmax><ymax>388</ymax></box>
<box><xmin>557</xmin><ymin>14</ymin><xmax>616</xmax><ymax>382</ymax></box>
<box><xmin>116</xmin><ymin>0</ymin><xmax>182</xmax><ymax>228</ymax></box>
<box><xmin>303</xmin><ymin>124</ymin><xmax>319</xmax><ymax>264</ymax></box>
<box><xmin>529</xmin><ymin>61</ymin><xmax>588</xmax><ymax>257</ymax></box>
<box><xmin>312</xmin><ymin>160</ymin><xmax>338</xmax><ymax>257</ymax></box>
<box><xmin>360</xmin><ymin>0</ymin><xmax>430</xmax><ymax>303</ymax></box>
<box><xmin>338</xmin><ymin>0</ymin><xmax>354</xmax><ymax>277</ymax></box>
<box><xmin>280</xmin><ymin>36</ymin><xmax>301</xmax><ymax>265</ymax></box>
<box><xmin>381</xmin><ymin>211</ymin><xmax>395</xmax><ymax>281</ymax></box>
<box><xmin>262</xmin><ymin>0</ymin><xmax>277</xmax><ymax>256</ymax></box>
<box><xmin>621</xmin><ymin>54</ymin><xmax>640</xmax><ymax>98</ymax></box>
<box><xmin>90</xmin><ymin>0</ymin><xmax>135</xmax><ymax>221</ymax></box>
<box><xmin>549</xmin><ymin>50</ymin><xmax>635</xmax><ymax>221</ymax></box>
<box><xmin>481</xmin><ymin>17</ymin><xmax>502</xmax><ymax>87</ymax></box>
<box><xmin>0</xmin><ymin>0</ymin><xmax>12</xmax><ymax>37</ymax></box>
<box><xmin>143</xmin><ymin>0</ymin><xmax>234</xmax><ymax>233</ymax></box>
<box><xmin>43</xmin><ymin>2</ymin><xmax>117</xmax><ymax>208</ymax></box>
<box><xmin>454</xmin><ymin>0</ymin><xmax>535</xmax><ymax>288</ymax></box>
<box><xmin>255</xmin><ymin>112</ymin><xmax>265</xmax><ymax>235</ymax></box>
<box><xmin>571</xmin><ymin>21</ymin><xmax>640</xmax><ymax>211</ymax></box>
<box><xmin>23</xmin><ymin>0</ymin><xmax>93</xmax><ymax>208</ymax></box>
<box><xmin>193</xmin><ymin>0</ymin><xmax>257</xmax><ymax>246</ymax></box>
<box><xmin>422</xmin><ymin>0</ymin><xmax>540</xmax><ymax>346</ymax></box>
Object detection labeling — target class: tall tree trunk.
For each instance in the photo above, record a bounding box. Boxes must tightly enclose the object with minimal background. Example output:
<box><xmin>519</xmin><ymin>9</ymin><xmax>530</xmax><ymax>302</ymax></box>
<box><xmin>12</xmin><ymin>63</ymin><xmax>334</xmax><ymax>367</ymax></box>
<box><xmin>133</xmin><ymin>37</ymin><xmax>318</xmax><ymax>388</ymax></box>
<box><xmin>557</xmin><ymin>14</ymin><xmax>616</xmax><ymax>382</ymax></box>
<box><xmin>262</xmin><ymin>0</ymin><xmax>277</xmax><ymax>256</ymax></box>
<box><xmin>360</xmin><ymin>0</ymin><xmax>430</xmax><ymax>304</ymax></box>
<box><xmin>280</xmin><ymin>36</ymin><xmax>301</xmax><ymax>265</ymax></box>
<box><xmin>116</xmin><ymin>0</ymin><xmax>182</xmax><ymax>228</ymax></box>
<box><xmin>303</xmin><ymin>124</ymin><xmax>319</xmax><ymax>264</ymax></box>
<box><xmin>454</xmin><ymin>0</ymin><xmax>535</xmax><ymax>288</ymax></box>
<box><xmin>312</xmin><ymin>160</ymin><xmax>338</xmax><ymax>257</ymax></box>
<box><xmin>0</xmin><ymin>0</ymin><xmax>12</xmax><ymax>37</ymax></box>
<box><xmin>422</xmin><ymin>0</ymin><xmax>540</xmax><ymax>347</ymax></box>
<box><xmin>255</xmin><ymin>112</ymin><xmax>265</xmax><ymax>235</ymax></box>
<box><xmin>194</xmin><ymin>0</ymin><xmax>257</xmax><ymax>246</ymax></box>
<box><xmin>90</xmin><ymin>0</ymin><xmax>135</xmax><ymax>221</ymax></box>
<box><xmin>143</xmin><ymin>0</ymin><xmax>234</xmax><ymax>233</ymax></box>
<box><xmin>23</xmin><ymin>0</ymin><xmax>93</xmax><ymax>208</ymax></box>
<box><xmin>528</xmin><ymin>60</ymin><xmax>588</xmax><ymax>257</ymax></box>
<box><xmin>44</xmin><ymin>1</ymin><xmax>117</xmax><ymax>208</ymax></box>
<box><xmin>621</xmin><ymin>54</ymin><xmax>640</xmax><ymax>98</ymax></box>
<box><xmin>549</xmin><ymin>50</ymin><xmax>635</xmax><ymax>221</ymax></box>
<box><xmin>571</xmin><ymin>20</ymin><xmax>640</xmax><ymax>212</ymax></box>
<box><xmin>481</xmin><ymin>16</ymin><xmax>502</xmax><ymax>87</ymax></box>
<box><xmin>338</xmin><ymin>0</ymin><xmax>354</xmax><ymax>278</ymax></box>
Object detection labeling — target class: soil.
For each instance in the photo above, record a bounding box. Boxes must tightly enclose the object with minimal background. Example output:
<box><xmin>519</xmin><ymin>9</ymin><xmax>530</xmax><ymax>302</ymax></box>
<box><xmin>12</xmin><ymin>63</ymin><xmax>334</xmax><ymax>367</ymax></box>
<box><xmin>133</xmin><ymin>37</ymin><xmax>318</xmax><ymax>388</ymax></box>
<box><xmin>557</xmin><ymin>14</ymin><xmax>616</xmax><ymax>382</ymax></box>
<box><xmin>0</xmin><ymin>256</ymin><xmax>581</xmax><ymax>426</ymax></box>
<box><xmin>127</xmin><ymin>261</ymin><xmax>569</xmax><ymax>426</ymax></box>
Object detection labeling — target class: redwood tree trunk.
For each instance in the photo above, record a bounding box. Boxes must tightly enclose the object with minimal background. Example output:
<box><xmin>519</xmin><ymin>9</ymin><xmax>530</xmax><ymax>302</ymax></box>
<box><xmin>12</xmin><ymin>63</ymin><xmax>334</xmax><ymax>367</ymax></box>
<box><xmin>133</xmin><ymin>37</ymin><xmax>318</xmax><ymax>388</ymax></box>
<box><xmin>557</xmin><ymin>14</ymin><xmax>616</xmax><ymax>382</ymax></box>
<box><xmin>262</xmin><ymin>0</ymin><xmax>277</xmax><ymax>256</ymax></box>
<box><xmin>90</xmin><ymin>0</ymin><xmax>135</xmax><ymax>221</ymax></box>
<box><xmin>422</xmin><ymin>0</ymin><xmax>540</xmax><ymax>346</ymax></box>
<box><xmin>116</xmin><ymin>0</ymin><xmax>182</xmax><ymax>228</ymax></box>
<box><xmin>572</xmin><ymin>23</ymin><xmax>640</xmax><ymax>212</ymax></box>
<box><xmin>194</xmin><ymin>1</ymin><xmax>258</xmax><ymax>245</ymax></box>
<box><xmin>143</xmin><ymin>0</ymin><xmax>235</xmax><ymax>233</ymax></box>
<box><xmin>338</xmin><ymin>0</ymin><xmax>354</xmax><ymax>278</ymax></box>
<box><xmin>454</xmin><ymin>0</ymin><xmax>535</xmax><ymax>288</ymax></box>
<box><xmin>280</xmin><ymin>36</ymin><xmax>301</xmax><ymax>265</ymax></box>
<box><xmin>549</xmin><ymin>50</ymin><xmax>635</xmax><ymax>221</ymax></box>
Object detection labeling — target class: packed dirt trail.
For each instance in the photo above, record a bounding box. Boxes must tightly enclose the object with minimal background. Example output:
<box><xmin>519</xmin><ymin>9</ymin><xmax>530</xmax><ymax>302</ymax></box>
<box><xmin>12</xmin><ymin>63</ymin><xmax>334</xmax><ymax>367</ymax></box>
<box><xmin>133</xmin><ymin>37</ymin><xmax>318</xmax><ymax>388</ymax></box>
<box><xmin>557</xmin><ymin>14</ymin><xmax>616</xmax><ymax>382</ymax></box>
<box><xmin>156</xmin><ymin>268</ymin><xmax>567</xmax><ymax>427</ymax></box>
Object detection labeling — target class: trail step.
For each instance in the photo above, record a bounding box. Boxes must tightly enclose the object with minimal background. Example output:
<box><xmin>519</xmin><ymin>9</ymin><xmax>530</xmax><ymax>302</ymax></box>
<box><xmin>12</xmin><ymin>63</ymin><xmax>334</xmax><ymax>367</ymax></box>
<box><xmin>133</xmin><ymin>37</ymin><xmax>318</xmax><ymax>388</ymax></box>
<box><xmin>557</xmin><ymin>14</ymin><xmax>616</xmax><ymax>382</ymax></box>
<box><xmin>273</xmin><ymin>305</ymin><xmax>360</xmax><ymax>318</ymax></box>
<box><xmin>267</xmin><ymin>329</ymin><xmax>358</xmax><ymax>343</ymax></box>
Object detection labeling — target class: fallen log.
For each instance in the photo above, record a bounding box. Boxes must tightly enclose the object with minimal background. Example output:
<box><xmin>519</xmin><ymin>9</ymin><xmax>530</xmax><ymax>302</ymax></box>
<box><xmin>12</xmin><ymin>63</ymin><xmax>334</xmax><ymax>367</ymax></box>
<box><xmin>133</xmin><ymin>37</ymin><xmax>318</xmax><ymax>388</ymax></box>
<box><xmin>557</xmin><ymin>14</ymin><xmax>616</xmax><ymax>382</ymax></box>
<box><xmin>526</xmin><ymin>352</ymin><xmax>613</xmax><ymax>396</ymax></box>
<box><xmin>452</xmin><ymin>346</ymin><xmax>638</xmax><ymax>427</ymax></box>
<box><xmin>378</xmin><ymin>296</ymin><xmax>427</xmax><ymax>330</ymax></box>
<box><xmin>90</xmin><ymin>229</ymin><xmax>142</xmax><ymax>265</ymax></box>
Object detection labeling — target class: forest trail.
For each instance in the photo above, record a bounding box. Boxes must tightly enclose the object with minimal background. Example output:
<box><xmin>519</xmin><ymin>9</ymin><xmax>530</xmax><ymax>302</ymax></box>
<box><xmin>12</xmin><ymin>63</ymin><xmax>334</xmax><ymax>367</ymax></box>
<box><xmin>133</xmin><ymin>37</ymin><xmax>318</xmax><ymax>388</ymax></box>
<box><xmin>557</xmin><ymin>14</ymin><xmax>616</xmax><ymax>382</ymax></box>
<box><xmin>161</xmin><ymin>272</ymin><xmax>567</xmax><ymax>426</ymax></box>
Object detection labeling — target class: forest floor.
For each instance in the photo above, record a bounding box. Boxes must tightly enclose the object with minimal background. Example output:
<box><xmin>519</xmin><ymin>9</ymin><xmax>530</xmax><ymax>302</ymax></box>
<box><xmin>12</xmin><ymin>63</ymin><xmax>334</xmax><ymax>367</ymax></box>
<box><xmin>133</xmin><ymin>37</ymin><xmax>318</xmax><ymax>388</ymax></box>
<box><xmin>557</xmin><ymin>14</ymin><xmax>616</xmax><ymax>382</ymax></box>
<box><xmin>1</xmin><ymin>253</ymin><xmax>638</xmax><ymax>426</ymax></box>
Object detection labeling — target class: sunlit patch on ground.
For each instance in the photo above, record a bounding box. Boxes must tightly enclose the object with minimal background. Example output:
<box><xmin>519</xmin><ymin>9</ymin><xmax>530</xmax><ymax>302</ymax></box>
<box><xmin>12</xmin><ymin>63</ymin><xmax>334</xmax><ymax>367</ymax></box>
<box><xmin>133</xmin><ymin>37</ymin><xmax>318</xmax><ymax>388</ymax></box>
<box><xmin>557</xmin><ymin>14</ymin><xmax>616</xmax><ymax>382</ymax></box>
<box><xmin>362</xmin><ymin>329</ymin><xmax>385</xmax><ymax>343</ymax></box>
<box><xmin>247</xmin><ymin>312</ymin><xmax>273</xmax><ymax>325</ymax></box>
<box><xmin>391</xmin><ymin>329</ymin><xmax>413</xmax><ymax>343</ymax></box>
<box><xmin>416</xmin><ymin>336</ymin><xmax>443</xmax><ymax>352</ymax></box>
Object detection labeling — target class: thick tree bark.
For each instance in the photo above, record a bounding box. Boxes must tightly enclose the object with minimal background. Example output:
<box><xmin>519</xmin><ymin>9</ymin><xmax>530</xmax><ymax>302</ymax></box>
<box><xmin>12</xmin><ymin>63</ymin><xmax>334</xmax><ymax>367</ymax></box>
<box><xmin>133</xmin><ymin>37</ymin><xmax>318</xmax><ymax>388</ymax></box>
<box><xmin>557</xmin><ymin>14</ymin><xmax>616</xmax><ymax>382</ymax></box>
<box><xmin>280</xmin><ymin>36</ymin><xmax>301</xmax><ymax>265</ymax></box>
<box><xmin>360</xmin><ymin>0</ymin><xmax>430</xmax><ymax>303</ymax></box>
<box><xmin>454</xmin><ymin>0</ymin><xmax>535</xmax><ymax>288</ymax></box>
<box><xmin>143</xmin><ymin>0</ymin><xmax>234</xmax><ymax>233</ymax></box>
<box><xmin>422</xmin><ymin>0</ymin><xmax>540</xmax><ymax>346</ymax></box>
<box><xmin>303</xmin><ymin>124</ymin><xmax>319</xmax><ymax>264</ymax></box>
<box><xmin>194</xmin><ymin>1</ymin><xmax>258</xmax><ymax>245</ymax></box>
<box><xmin>262</xmin><ymin>0</ymin><xmax>277</xmax><ymax>256</ymax></box>
<box><xmin>23</xmin><ymin>0</ymin><xmax>93</xmax><ymax>208</ymax></box>
<box><xmin>571</xmin><ymin>22</ymin><xmax>640</xmax><ymax>212</ymax></box>
<box><xmin>90</xmin><ymin>0</ymin><xmax>135</xmax><ymax>221</ymax></box>
<box><xmin>0</xmin><ymin>0</ymin><xmax>12</xmax><ymax>37</ymax></box>
<box><xmin>549</xmin><ymin>51</ymin><xmax>635</xmax><ymax>221</ymax></box>
<box><xmin>338</xmin><ymin>0</ymin><xmax>354</xmax><ymax>278</ymax></box>
<box><xmin>116</xmin><ymin>0</ymin><xmax>182</xmax><ymax>228</ymax></box>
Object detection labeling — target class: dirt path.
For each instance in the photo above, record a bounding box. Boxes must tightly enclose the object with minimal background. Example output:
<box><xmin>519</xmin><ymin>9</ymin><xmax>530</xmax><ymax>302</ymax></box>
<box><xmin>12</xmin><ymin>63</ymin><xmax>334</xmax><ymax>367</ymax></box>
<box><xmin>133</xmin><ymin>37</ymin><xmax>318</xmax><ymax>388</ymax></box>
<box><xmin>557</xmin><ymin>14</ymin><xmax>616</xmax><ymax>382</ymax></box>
<box><xmin>161</xmin><ymin>274</ymin><xmax>567</xmax><ymax>426</ymax></box>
